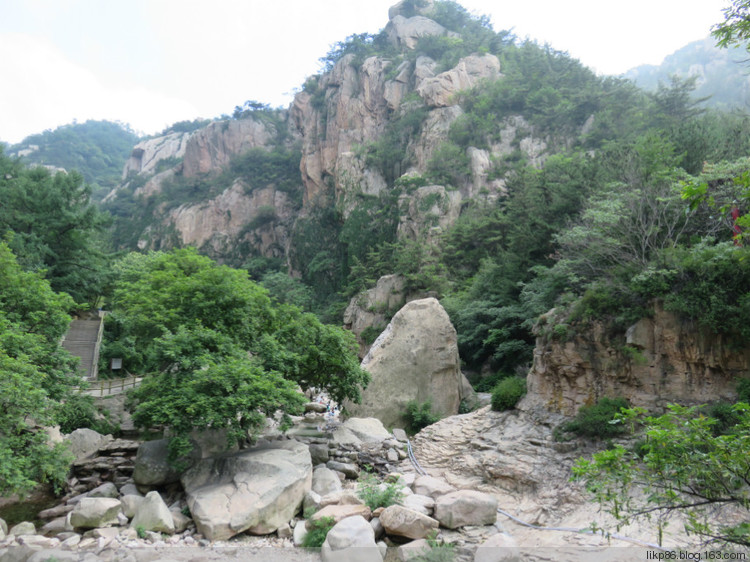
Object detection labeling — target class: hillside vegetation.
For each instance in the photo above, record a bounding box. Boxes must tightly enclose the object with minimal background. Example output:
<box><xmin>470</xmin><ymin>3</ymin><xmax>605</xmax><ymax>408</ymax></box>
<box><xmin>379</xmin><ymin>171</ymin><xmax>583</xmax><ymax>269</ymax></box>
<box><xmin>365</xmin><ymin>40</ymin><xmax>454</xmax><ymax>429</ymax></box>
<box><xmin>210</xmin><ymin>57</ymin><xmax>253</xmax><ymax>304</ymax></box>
<box><xmin>2</xmin><ymin>3</ymin><xmax>750</xmax><ymax>529</ymax></box>
<box><xmin>7</xmin><ymin>120</ymin><xmax>140</xmax><ymax>199</ymax></box>
<box><xmin>100</xmin><ymin>0</ymin><xmax>750</xmax><ymax>383</ymax></box>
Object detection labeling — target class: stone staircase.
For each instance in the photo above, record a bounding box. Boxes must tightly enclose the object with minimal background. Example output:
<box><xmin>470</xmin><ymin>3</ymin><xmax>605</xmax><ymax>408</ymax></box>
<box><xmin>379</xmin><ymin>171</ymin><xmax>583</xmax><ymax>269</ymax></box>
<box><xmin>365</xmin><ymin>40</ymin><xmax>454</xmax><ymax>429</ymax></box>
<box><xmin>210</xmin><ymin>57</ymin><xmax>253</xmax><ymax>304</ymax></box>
<box><xmin>62</xmin><ymin>316</ymin><xmax>104</xmax><ymax>380</ymax></box>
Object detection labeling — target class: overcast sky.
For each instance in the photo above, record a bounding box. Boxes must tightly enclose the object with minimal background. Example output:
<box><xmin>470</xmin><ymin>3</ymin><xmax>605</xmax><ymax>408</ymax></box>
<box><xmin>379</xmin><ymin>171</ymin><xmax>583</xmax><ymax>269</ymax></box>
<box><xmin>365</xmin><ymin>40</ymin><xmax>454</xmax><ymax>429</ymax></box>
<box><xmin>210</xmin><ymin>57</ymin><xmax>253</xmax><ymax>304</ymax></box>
<box><xmin>0</xmin><ymin>0</ymin><xmax>727</xmax><ymax>144</ymax></box>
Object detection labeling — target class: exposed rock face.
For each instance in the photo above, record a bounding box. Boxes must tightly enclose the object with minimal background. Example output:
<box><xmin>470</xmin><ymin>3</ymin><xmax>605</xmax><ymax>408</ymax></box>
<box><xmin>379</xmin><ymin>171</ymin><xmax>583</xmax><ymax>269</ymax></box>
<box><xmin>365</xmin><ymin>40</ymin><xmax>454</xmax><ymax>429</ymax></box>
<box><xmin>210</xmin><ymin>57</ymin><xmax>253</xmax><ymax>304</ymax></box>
<box><xmin>397</xmin><ymin>184</ymin><xmax>462</xmax><ymax>242</ymax></box>
<box><xmin>181</xmin><ymin>440</ymin><xmax>312</xmax><ymax>540</ymax></box>
<box><xmin>417</xmin><ymin>54</ymin><xmax>501</xmax><ymax>107</ymax></box>
<box><xmin>343</xmin><ymin>274</ymin><xmax>407</xmax><ymax>358</ymax></box>
<box><xmin>182</xmin><ymin>119</ymin><xmax>280</xmax><ymax>178</ymax></box>
<box><xmin>525</xmin><ymin>302</ymin><xmax>748</xmax><ymax>416</ymax></box>
<box><xmin>347</xmin><ymin>298</ymin><xmax>462</xmax><ymax>427</ymax></box>
<box><xmin>109</xmin><ymin>3</ymin><xmax>551</xmax><ymax>270</ymax></box>
<box><xmin>122</xmin><ymin>132</ymin><xmax>192</xmax><ymax>178</ymax></box>
<box><xmin>167</xmin><ymin>182</ymin><xmax>295</xmax><ymax>256</ymax></box>
<box><xmin>291</xmin><ymin>53</ymin><xmax>392</xmax><ymax>205</ymax></box>
<box><xmin>385</xmin><ymin>15</ymin><xmax>448</xmax><ymax>50</ymax></box>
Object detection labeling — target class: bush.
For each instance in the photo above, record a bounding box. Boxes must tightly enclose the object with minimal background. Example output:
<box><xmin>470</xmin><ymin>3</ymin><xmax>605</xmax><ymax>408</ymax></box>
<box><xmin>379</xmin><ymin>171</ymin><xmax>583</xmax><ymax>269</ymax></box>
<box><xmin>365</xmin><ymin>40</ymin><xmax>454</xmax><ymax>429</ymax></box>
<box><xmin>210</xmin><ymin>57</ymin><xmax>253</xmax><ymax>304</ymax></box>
<box><xmin>301</xmin><ymin>516</ymin><xmax>335</xmax><ymax>548</ymax></box>
<box><xmin>490</xmin><ymin>377</ymin><xmax>527</xmax><ymax>411</ymax></box>
<box><xmin>356</xmin><ymin>474</ymin><xmax>405</xmax><ymax>511</ymax></box>
<box><xmin>54</xmin><ymin>393</ymin><xmax>99</xmax><ymax>434</ymax></box>
<box><xmin>560</xmin><ymin>397</ymin><xmax>629</xmax><ymax>439</ymax></box>
<box><xmin>706</xmin><ymin>401</ymin><xmax>742</xmax><ymax>435</ymax></box>
<box><xmin>737</xmin><ymin>377</ymin><xmax>750</xmax><ymax>403</ymax></box>
<box><xmin>405</xmin><ymin>400</ymin><xmax>441</xmax><ymax>433</ymax></box>
<box><xmin>473</xmin><ymin>371</ymin><xmax>509</xmax><ymax>393</ymax></box>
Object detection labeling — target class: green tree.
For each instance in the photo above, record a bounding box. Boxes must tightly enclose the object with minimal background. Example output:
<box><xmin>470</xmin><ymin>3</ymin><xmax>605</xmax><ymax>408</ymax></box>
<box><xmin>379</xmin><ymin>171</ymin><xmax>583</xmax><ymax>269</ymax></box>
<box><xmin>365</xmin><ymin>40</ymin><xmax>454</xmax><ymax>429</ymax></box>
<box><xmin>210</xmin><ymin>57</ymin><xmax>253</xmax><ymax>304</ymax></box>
<box><xmin>0</xmin><ymin>242</ymin><xmax>80</xmax><ymax>494</ymax></box>
<box><xmin>0</xmin><ymin>149</ymin><xmax>112</xmax><ymax>305</ymax></box>
<box><xmin>573</xmin><ymin>404</ymin><xmax>750</xmax><ymax>547</ymax></box>
<box><xmin>127</xmin><ymin>325</ymin><xmax>306</xmax><ymax>462</ymax></box>
<box><xmin>105</xmin><ymin>249</ymin><xmax>369</xmax><ymax>454</ymax></box>
<box><xmin>713</xmin><ymin>0</ymin><xmax>750</xmax><ymax>51</ymax></box>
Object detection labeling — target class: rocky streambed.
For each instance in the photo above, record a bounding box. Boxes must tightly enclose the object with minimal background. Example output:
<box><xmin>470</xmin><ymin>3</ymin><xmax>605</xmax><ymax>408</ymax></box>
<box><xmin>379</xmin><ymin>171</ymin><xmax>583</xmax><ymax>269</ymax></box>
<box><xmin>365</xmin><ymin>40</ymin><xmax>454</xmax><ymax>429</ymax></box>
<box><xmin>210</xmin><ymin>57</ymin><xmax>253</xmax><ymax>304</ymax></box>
<box><xmin>0</xmin><ymin>404</ymin><xmax>523</xmax><ymax>562</ymax></box>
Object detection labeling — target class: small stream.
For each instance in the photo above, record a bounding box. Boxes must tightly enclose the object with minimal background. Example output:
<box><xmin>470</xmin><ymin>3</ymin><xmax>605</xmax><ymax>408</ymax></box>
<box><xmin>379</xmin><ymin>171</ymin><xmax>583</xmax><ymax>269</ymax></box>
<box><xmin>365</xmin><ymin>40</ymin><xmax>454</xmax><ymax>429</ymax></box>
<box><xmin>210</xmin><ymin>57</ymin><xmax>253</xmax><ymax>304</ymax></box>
<box><xmin>0</xmin><ymin>487</ymin><xmax>61</xmax><ymax>529</ymax></box>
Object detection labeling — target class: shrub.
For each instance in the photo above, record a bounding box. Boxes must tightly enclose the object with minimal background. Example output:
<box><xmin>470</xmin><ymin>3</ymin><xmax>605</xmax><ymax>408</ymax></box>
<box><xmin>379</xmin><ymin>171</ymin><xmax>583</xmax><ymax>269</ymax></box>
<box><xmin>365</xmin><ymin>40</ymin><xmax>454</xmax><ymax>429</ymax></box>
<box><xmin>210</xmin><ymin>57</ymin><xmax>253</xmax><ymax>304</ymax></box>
<box><xmin>490</xmin><ymin>376</ymin><xmax>527</xmax><ymax>411</ymax></box>
<box><xmin>737</xmin><ymin>377</ymin><xmax>750</xmax><ymax>403</ymax></box>
<box><xmin>473</xmin><ymin>371</ymin><xmax>508</xmax><ymax>392</ymax></box>
<box><xmin>706</xmin><ymin>401</ymin><xmax>741</xmax><ymax>435</ymax></box>
<box><xmin>360</xmin><ymin>324</ymin><xmax>385</xmax><ymax>345</ymax></box>
<box><xmin>301</xmin><ymin>516</ymin><xmax>335</xmax><ymax>548</ymax></box>
<box><xmin>405</xmin><ymin>400</ymin><xmax>441</xmax><ymax>433</ymax></box>
<box><xmin>357</xmin><ymin>473</ymin><xmax>405</xmax><ymax>511</ymax></box>
<box><xmin>560</xmin><ymin>397</ymin><xmax>629</xmax><ymax>439</ymax></box>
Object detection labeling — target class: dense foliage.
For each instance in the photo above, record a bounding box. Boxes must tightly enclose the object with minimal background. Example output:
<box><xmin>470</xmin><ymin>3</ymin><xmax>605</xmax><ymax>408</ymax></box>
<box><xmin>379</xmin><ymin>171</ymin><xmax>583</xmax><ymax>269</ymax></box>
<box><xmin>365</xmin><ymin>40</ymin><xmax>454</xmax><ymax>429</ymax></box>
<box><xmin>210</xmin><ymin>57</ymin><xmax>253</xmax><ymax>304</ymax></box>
<box><xmin>9</xmin><ymin>120</ymin><xmax>140</xmax><ymax>195</ymax></box>
<box><xmin>404</xmin><ymin>400</ymin><xmax>441</xmax><ymax>433</ymax></box>
<box><xmin>573</xmin><ymin>404</ymin><xmax>750</xmax><ymax>547</ymax></box>
<box><xmin>490</xmin><ymin>376</ymin><xmax>527</xmax><ymax>411</ymax></box>
<box><xmin>0</xmin><ymin>242</ymin><xmax>82</xmax><ymax>495</ymax></box>
<box><xmin>103</xmin><ymin>248</ymin><xmax>369</xmax><ymax>459</ymax></box>
<box><xmin>0</xmin><ymin>148</ymin><xmax>113</xmax><ymax>305</ymax></box>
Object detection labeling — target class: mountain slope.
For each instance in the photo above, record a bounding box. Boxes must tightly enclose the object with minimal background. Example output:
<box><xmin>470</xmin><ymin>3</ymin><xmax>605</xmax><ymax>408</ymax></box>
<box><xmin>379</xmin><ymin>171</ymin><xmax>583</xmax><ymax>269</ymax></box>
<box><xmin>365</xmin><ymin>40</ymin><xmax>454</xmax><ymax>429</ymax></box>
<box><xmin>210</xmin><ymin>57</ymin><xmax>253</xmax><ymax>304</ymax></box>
<box><xmin>625</xmin><ymin>37</ymin><xmax>750</xmax><ymax>109</ymax></box>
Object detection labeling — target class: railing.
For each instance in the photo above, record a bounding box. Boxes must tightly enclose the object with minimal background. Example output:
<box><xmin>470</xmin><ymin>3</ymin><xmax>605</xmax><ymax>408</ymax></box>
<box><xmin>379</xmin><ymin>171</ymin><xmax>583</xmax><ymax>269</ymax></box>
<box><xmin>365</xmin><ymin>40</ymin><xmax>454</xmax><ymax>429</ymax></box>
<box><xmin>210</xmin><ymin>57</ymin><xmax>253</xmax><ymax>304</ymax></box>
<box><xmin>83</xmin><ymin>375</ymin><xmax>143</xmax><ymax>397</ymax></box>
<box><xmin>89</xmin><ymin>310</ymin><xmax>106</xmax><ymax>381</ymax></box>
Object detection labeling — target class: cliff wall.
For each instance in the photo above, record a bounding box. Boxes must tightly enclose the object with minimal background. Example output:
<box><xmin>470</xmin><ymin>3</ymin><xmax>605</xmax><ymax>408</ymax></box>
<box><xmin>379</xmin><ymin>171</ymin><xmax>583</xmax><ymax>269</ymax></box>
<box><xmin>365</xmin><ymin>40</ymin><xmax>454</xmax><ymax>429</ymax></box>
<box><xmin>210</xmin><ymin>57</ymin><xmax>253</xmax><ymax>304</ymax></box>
<box><xmin>524</xmin><ymin>301</ymin><xmax>749</xmax><ymax>416</ymax></box>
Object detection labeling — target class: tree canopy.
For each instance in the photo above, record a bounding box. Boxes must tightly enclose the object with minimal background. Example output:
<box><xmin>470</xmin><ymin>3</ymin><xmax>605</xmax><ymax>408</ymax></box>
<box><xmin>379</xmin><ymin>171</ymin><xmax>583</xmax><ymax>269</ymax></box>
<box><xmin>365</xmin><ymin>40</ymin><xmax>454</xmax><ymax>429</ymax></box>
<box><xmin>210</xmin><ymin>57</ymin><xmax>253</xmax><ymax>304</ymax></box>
<box><xmin>0</xmin><ymin>148</ymin><xmax>112</xmax><ymax>305</ymax></box>
<box><xmin>103</xmin><ymin>248</ymin><xmax>369</xmax><ymax>458</ymax></box>
<box><xmin>0</xmin><ymin>242</ymin><xmax>80</xmax><ymax>495</ymax></box>
<box><xmin>573</xmin><ymin>404</ymin><xmax>750</xmax><ymax>548</ymax></box>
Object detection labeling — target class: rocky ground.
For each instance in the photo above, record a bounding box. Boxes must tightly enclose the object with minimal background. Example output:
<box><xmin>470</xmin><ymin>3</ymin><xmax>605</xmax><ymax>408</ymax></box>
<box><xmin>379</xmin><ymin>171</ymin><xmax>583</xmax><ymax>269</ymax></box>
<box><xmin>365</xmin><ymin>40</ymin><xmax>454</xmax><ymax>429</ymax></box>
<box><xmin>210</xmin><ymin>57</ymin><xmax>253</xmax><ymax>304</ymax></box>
<box><xmin>0</xmin><ymin>401</ymin><xmax>709</xmax><ymax>562</ymax></box>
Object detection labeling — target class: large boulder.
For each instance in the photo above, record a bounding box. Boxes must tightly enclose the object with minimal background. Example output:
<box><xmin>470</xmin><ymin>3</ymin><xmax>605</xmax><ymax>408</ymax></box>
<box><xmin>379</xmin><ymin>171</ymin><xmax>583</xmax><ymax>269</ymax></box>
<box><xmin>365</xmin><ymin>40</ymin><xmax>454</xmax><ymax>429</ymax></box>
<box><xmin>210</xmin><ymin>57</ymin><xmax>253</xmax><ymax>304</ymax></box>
<box><xmin>181</xmin><ymin>440</ymin><xmax>312</xmax><ymax>541</ymax></box>
<box><xmin>133</xmin><ymin>438</ymin><xmax>200</xmax><ymax>487</ymax></box>
<box><xmin>63</xmin><ymin>428</ymin><xmax>112</xmax><ymax>462</ymax></box>
<box><xmin>346</xmin><ymin>298</ymin><xmax>462</xmax><ymax>428</ymax></box>
<box><xmin>433</xmin><ymin>490</ymin><xmax>498</xmax><ymax>529</ymax></box>
<box><xmin>69</xmin><ymin>498</ymin><xmax>122</xmax><ymax>529</ymax></box>
<box><xmin>312</xmin><ymin>467</ymin><xmax>343</xmax><ymax>496</ymax></box>
<box><xmin>321</xmin><ymin>515</ymin><xmax>382</xmax><ymax>562</ymax></box>
<box><xmin>130</xmin><ymin>491</ymin><xmax>175</xmax><ymax>534</ymax></box>
<box><xmin>379</xmin><ymin>505</ymin><xmax>439</xmax><ymax>539</ymax></box>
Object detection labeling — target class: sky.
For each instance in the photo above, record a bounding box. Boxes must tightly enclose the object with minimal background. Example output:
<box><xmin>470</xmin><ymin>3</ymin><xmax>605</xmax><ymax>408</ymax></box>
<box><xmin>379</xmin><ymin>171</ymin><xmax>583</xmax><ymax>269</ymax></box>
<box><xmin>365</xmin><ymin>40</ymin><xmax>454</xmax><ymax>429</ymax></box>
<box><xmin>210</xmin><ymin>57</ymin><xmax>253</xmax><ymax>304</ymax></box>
<box><xmin>0</xmin><ymin>0</ymin><xmax>727</xmax><ymax>144</ymax></box>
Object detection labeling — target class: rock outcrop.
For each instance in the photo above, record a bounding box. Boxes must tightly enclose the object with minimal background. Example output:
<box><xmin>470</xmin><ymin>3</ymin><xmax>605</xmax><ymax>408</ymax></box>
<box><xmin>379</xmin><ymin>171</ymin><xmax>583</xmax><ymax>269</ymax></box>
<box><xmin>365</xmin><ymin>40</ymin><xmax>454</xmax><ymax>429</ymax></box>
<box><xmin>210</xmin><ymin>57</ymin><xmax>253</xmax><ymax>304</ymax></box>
<box><xmin>121</xmin><ymin>132</ymin><xmax>192</xmax><ymax>178</ymax></box>
<box><xmin>525</xmin><ymin>301</ymin><xmax>748</xmax><ymax>416</ymax></box>
<box><xmin>181</xmin><ymin>119</ymin><xmax>282</xmax><ymax>178</ymax></box>
<box><xmin>417</xmin><ymin>54</ymin><xmax>501</xmax><ymax>107</ymax></box>
<box><xmin>343</xmin><ymin>274</ymin><xmax>408</xmax><ymax>358</ymax></box>
<box><xmin>346</xmin><ymin>298</ymin><xmax>462</xmax><ymax>427</ymax></box>
<box><xmin>181</xmin><ymin>440</ymin><xmax>312</xmax><ymax>540</ymax></box>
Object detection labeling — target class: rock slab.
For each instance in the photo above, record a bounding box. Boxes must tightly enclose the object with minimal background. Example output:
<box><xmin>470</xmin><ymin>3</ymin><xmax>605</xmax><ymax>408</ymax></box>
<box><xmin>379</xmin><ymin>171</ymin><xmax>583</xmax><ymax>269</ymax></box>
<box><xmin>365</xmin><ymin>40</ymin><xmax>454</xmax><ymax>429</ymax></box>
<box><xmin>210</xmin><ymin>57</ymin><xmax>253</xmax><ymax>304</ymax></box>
<box><xmin>181</xmin><ymin>440</ymin><xmax>312</xmax><ymax>541</ymax></box>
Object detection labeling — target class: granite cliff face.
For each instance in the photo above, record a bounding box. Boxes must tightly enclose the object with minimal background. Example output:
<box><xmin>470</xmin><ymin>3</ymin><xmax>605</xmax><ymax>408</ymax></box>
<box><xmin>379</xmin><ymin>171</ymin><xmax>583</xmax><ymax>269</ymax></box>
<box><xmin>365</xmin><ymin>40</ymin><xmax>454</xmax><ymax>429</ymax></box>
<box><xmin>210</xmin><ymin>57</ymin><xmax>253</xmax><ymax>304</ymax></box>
<box><xmin>524</xmin><ymin>301</ymin><xmax>748</xmax><ymax>416</ymax></box>
<box><xmin>106</xmin><ymin>2</ymin><xmax>545</xmax><ymax>263</ymax></box>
